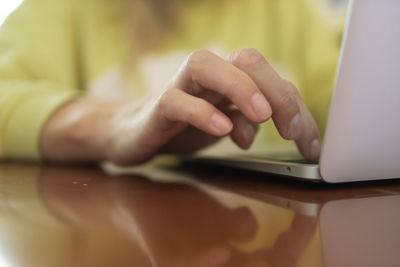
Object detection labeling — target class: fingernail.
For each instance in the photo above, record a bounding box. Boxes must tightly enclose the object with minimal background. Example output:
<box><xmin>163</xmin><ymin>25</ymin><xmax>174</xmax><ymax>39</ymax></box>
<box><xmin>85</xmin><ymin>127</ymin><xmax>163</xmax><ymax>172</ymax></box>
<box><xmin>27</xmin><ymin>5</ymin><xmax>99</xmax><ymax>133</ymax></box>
<box><xmin>242</xmin><ymin>123</ymin><xmax>256</xmax><ymax>148</ymax></box>
<box><xmin>288</xmin><ymin>113</ymin><xmax>302</xmax><ymax>139</ymax></box>
<box><xmin>211</xmin><ymin>113</ymin><xmax>232</xmax><ymax>134</ymax></box>
<box><xmin>251</xmin><ymin>93</ymin><xmax>271</xmax><ymax>121</ymax></box>
<box><xmin>310</xmin><ymin>139</ymin><xmax>321</xmax><ymax>161</ymax></box>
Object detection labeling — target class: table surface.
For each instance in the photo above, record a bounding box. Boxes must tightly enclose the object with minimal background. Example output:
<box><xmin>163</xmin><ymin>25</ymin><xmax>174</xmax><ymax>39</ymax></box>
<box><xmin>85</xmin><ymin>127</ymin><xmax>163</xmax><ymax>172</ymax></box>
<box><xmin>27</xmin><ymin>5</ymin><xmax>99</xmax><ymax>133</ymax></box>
<box><xmin>0</xmin><ymin>162</ymin><xmax>399</xmax><ymax>267</ymax></box>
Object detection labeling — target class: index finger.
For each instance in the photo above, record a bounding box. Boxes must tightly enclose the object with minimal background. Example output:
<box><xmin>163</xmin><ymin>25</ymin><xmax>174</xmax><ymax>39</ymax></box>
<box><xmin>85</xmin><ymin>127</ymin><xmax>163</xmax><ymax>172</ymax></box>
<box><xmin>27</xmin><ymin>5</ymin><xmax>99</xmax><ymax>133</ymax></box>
<box><xmin>229</xmin><ymin>48</ymin><xmax>320</xmax><ymax>161</ymax></box>
<box><xmin>172</xmin><ymin>49</ymin><xmax>272</xmax><ymax>124</ymax></box>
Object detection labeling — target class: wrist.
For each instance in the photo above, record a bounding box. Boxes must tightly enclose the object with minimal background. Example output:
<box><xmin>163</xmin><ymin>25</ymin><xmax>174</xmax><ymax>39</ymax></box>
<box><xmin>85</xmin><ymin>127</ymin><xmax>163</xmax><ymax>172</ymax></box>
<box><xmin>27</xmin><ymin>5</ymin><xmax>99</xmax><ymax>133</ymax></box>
<box><xmin>40</xmin><ymin>98</ymin><xmax>121</xmax><ymax>163</ymax></box>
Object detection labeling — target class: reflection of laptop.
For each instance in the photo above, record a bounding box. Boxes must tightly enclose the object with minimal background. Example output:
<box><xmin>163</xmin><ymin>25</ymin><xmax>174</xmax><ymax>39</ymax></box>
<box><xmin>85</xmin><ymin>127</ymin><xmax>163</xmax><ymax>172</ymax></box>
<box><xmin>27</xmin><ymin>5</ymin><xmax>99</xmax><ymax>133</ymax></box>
<box><xmin>194</xmin><ymin>169</ymin><xmax>400</xmax><ymax>267</ymax></box>
<box><xmin>155</xmin><ymin>165</ymin><xmax>400</xmax><ymax>267</ymax></box>
<box><xmin>185</xmin><ymin>0</ymin><xmax>400</xmax><ymax>183</ymax></box>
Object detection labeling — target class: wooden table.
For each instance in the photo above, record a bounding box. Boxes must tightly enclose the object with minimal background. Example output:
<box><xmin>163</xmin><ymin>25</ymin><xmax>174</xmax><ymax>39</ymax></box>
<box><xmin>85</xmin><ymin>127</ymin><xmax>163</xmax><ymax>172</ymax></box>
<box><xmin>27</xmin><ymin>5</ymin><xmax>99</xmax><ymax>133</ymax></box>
<box><xmin>0</xmin><ymin>162</ymin><xmax>399</xmax><ymax>267</ymax></box>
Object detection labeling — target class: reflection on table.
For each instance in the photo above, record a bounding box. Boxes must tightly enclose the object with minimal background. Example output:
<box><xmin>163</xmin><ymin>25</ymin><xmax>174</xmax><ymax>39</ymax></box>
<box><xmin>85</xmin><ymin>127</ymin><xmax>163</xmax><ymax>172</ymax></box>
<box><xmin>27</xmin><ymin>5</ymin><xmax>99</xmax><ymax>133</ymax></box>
<box><xmin>0</xmin><ymin>163</ymin><xmax>399</xmax><ymax>267</ymax></box>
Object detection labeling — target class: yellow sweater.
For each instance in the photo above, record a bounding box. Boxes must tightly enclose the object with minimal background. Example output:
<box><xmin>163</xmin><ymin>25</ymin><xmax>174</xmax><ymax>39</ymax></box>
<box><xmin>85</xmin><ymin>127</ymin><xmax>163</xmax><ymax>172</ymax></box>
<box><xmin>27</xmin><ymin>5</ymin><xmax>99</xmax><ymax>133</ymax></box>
<box><xmin>0</xmin><ymin>0</ymin><xmax>340</xmax><ymax>161</ymax></box>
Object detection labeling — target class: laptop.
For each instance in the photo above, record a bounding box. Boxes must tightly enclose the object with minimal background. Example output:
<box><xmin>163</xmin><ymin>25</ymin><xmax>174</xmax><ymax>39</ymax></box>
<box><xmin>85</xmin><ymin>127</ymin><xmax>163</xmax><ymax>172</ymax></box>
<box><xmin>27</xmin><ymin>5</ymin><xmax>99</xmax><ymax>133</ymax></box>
<box><xmin>184</xmin><ymin>0</ymin><xmax>400</xmax><ymax>183</ymax></box>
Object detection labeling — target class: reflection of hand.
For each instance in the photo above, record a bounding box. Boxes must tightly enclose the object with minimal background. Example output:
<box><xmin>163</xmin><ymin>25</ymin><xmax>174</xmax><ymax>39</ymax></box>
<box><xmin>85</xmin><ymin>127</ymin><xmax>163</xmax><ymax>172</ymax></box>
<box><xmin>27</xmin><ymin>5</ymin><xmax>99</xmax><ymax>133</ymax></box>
<box><xmin>39</xmin><ymin>166</ymin><xmax>316</xmax><ymax>267</ymax></box>
<box><xmin>39</xmin><ymin>167</ymin><xmax>264</xmax><ymax>267</ymax></box>
<box><xmin>108</xmin><ymin>177</ymin><xmax>262</xmax><ymax>267</ymax></box>
<box><xmin>224</xmin><ymin>215</ymin><xmax>316</xmax><ymax>267</ymax></box>
<box><xmin>265</xmin><ymin>215</ymin><xmax>317</xmax><ymax>267</ymax></box>
<box><xmin>41</xmin><ymin>48</ymin><xmax>320</xmax><ymax>165</ymax></box>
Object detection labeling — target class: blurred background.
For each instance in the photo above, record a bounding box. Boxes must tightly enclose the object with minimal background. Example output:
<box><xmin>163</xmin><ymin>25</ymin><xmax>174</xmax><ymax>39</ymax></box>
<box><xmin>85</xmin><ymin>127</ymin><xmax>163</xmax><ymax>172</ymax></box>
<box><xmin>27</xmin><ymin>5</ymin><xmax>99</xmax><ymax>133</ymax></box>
<box><xmin>0</xmin><ymin>0</ymin><xmax>348</xmax><ymax>27</ymax></box>
<box><xmin>0</xmin><ymin>0</ymin><xmax>23</xmax><ymax>26</ymax></box>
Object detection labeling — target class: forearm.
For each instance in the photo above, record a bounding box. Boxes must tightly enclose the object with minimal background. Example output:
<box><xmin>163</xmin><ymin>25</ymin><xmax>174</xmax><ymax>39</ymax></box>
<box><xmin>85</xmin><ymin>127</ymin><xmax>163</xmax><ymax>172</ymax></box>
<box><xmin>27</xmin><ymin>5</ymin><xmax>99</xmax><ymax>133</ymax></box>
<box><xmin>39</xmin><ymin>98</ymin><xmax>119</xmax><ymax>163</ymax></box>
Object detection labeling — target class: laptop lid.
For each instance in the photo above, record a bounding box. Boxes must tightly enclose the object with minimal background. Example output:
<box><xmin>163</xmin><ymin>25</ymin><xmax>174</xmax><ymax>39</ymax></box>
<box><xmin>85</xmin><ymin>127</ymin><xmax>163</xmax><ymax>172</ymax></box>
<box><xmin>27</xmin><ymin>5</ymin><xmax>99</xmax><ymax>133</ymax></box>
<box><xmin>320</xmin><ymin>0</ymin><xmax>400</xmax><ymax>182</ymax></box>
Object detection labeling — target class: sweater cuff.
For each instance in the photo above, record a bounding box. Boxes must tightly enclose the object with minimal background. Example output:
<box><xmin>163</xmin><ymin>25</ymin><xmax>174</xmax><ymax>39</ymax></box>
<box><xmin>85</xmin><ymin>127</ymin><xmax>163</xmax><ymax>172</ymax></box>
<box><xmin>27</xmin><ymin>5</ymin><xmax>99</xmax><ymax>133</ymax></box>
<box><xmin>3</xmin><ymin>90</ymin><xmax>78</xmax><ymax>161</ymax></box>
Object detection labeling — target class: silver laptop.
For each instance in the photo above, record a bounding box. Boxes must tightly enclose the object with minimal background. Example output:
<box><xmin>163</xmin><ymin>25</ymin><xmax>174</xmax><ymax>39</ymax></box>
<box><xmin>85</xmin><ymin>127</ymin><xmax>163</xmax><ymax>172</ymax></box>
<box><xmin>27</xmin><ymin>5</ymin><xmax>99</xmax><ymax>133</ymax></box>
<box><xmin>184</xmin><ymin>0</ymin><xmax>400</xmax><ymax>183</ymax></box>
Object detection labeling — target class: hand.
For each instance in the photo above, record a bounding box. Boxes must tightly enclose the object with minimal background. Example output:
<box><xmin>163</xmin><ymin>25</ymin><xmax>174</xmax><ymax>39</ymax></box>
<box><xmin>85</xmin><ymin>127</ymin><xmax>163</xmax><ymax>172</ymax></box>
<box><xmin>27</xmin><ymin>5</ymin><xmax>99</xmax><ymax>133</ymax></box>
<box><xmin>41</xmin><ymin>48</ymin><xmax>320</xmax><ymax>165</ymax></box>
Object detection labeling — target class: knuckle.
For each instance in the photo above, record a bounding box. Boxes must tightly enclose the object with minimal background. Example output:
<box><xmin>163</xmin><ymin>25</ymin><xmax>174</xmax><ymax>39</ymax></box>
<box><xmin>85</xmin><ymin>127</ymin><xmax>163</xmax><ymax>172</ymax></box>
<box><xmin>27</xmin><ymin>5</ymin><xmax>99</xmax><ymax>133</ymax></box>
<box><xmin>194</xmin><ymin>98</ymin><xmax>208</xmax><ymax>114</ymax></box>
<box><xmin>277</xmin><ymin>81</ymin><xmax>300</xmax><ymax>110</ymax></box>
<box><xmin>186</xmin><ymin>101</ymin><xmax>202</xmax><ymax>121</ymax></box>
<box><xmin>224</xmin><ymin>78</ymin><xmax>243</xmax><ymax>97</ymax></box>
<box><xmin>230</xmin><ymin>48</ymin><xmax>266</xmax><ymax>69</ymax></box>
<box><xmin>197</xmin><ymin>98</ymin><xmax>212</xmax><ymax>113</ymax></box>
<box><xmin>184</xmin><ymin>108</ymin><xmax>195</xmax><ymax>122</ymax></box>
<box><xmin>157</xmin><ymin>89</ymin><xmax>175</xmax><ymax>114</ymax></box>
<box><xmin>186</xmin><ymin>49</ymin><xmax>212</xmax><ymax>67</ymax></box>
<box><xmin>184</xmin><ymin>98</ymin><xmax>207</xmax><ymax>123</ymax></box>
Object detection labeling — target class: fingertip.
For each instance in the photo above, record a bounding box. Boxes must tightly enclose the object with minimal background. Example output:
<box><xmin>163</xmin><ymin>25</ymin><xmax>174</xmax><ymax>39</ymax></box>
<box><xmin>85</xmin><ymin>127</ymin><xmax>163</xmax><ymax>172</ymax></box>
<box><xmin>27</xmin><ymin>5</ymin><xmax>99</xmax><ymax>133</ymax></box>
<box><xmin>240</xmin><ymin>123</ymin><xmax>257</xmax><ymax>149</ymax></box>
<box><xmin>229</xmin><ymin>112</ymin><xmax>259</xmax><ymax>149</ymax></box>
<box><xmin>229</xmin><ymin>207</ymin><xmax>258</xmax><ymax>241</ymax></box>
<box><xmin>251</xmin><ymin>92</ymin><xmax>272</xmax><ymax>122</ymax></box>
<box><xmin>210</xmin><ymin>113</ymin><xmax>233</xmax><ymax>136</ymax></box>
<box><xmin>300</xmin><ymin>138</ymin><xmax>321</xmax><ymax>163</ymax></box>
<box><xmin>310</xmin><ymin>138</ymin><xmax>321</xmax><ymax>162</ymax></box>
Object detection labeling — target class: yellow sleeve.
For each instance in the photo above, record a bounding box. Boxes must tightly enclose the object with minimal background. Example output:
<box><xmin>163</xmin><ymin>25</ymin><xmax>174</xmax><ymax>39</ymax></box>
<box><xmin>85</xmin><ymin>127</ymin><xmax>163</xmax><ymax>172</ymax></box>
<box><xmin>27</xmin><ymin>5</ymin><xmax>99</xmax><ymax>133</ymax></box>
<box><xmin>0</xmin><ymin>0</ymin><xmax>81</xmax><ymax>160</ymax></box>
